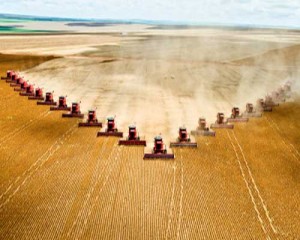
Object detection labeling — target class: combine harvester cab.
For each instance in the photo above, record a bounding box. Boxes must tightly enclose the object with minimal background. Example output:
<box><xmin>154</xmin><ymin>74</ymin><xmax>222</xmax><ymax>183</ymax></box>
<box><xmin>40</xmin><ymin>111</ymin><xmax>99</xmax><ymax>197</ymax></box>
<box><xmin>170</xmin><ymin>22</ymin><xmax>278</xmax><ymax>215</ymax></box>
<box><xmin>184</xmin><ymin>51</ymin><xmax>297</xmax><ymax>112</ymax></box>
<box><xmin>211</xmin><ymin>113</ymin><xmax>234</xmax><ymax>129</ymax></box>
<box><xmin>256</xmin><ymin>98</ymin><xmax>272</xmax><ymax>112</ymax></box>
<box><xmin>62</xmin><ymin>102</ymin><xmax>84</xmax><ymax>118</ymax></box>
<box><xmin>170</xmin><ymin>127</ymin><xmax>197</xmax><ymax>148</ymax></box>
<box><xmin>19</xmin><ymin>84</ymin><xmax>35</xmax><ymax>96</ymax></box>
<box><xmin>14</xmin><ymin>80</ymin><xmax>28</xmax><ymax>92</ymax></box>
<box><xmin>1</xmin><ymin>70</ymin><xmax>14</xmax><ymax>80</ymax></box>
<box><xmin>144</xmin><ymin>136</ymin><xmax>175</xmax><ymax>159</ymax></box>
<box><xmin>50</xmin><ymin>96</ymin><xmax>71</xmax><ymax>111</ymax></box>
<box><xmin>119</xmin><ymin>125</ymin><xmax>146</xmax><ymax>146</ymax></box>
<box><xmin>28</xmin><ymin>88</ymin><xmax>44</xmax><ymax>100</ymax></box>
<box><xmin>242</xmin><ymin>103</ymin><xmax>262</xmax><ymax>118</ymax></box>
<box><xmin>227</xmin><ymin>107</ymin><xmax>249</xmax><ymax>123</ymax></box>
<box><xmin>37</xmin><ymin>92</ymin><xmax>57</xmax><ymax>105</ymax></box>
<box><xmin>78</xmin><ymin>110</ymin><xmax>102</xmax><ymax>127</ymax></box>
<box><xmin>191</xmin><ymin>118</ymin><xmax>216</xmax><ymax>136</ymax></box>
<box><xmin>97</xmin><ymin>117</ymin><xmax>123</xmax><ymax>137</ymax></box>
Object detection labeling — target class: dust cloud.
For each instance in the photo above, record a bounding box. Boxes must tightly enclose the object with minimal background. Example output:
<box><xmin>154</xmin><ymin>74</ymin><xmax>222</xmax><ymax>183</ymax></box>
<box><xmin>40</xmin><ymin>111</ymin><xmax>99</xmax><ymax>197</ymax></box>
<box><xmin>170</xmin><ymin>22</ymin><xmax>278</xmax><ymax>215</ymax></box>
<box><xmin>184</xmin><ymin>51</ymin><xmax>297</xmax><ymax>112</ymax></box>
<box><xmin>20</xmin><ymin>30</ymin><xmax>300</xmax><ymax>145</ymax></box>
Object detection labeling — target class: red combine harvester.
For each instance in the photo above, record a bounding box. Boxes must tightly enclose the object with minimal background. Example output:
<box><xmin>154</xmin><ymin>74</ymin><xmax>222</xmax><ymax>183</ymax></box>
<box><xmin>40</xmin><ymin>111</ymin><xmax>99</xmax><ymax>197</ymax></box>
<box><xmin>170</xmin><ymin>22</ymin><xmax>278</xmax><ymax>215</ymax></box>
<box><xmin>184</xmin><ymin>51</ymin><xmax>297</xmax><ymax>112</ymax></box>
<box><xmin>119</xmin><ymin>125</ymin><xmax>146</xmax><ymax>146</ymax></box>
<box><xmin>14</xmin><ymin>81</ymin><xmax>28</xmax><ymax>92</ymax></box>
<box><xmin>1</xmin><ymin>70</ymin><xmax>14</xmax><ymax>80</ymax></box>
<box><xmin>256</xmin><ymin>98</ymin><xmax>272</xmax><ymax>112</ymax></box>
<box><xmin>144</xmin><ymin>136</ymin><xmax>175</xmax><ymax>159</ymax></box>
<box><xmin>50</xmin><ymin>96</ymin><xmax>71</xmax><ymax>111</ymax></box>
<box><xmin>242</xmin><ymin>103</ymin><xmax>262</xmax><ymax>118</ymax></box>
<box><xmin>10</xmin><ymin>77</ymin><xmax>24</xmax><ymax>87</ymax></box>
<box><xmin>170</xmin><ymin>127</ymin><xmax>197</xmax><ymax>148</ymax></box>
<box><xmin>265</xmin><ymin>95</ymin><xmax>279</xmax><ymax>107</ymax></box>
<box><xmin>191</xmin><ymin>118</ymin><xmax>216</xmax><ymax>136</ymax></box>
<box><xmin>271</xmin><ymin>90</ymin><xmax>285</xmax><ymax>104</ymax></box>
<box><xmin>5</xmin><ymin>72</ymin><xmax>18</xmax><ymax>83</ymax></box>
<box><xmin>62</xmin><ymin>102</ymin><xmax>84</xmax><ymax>118</ymax></box>
<box><xmin>78</xmin><ymin>110</ymin><xmax>102</xmax><ymax>127</ymax></box>
<box><xmin>37</xmin><ymin>92</ymin><xmax>57</xmax><ymax>105</ymax></box>
<box><xmin>19</xmin><ymin>84</ymin><xmax>35</xmax><ymax>96</ymax></box>
<box><xmin>211</xmin><ymin>113</ymin><xmax>234</xmax><ymax>129</ymax></box>
<box><xmin>28</xmin><ymin>88</ymin><xmax>44</xmax><ymax>100</ymax></box>
<box><xmin>97</xmin><ymin>117</ymin><xmax>123</xmax><ymax>137</ymax></box>
<box><xmin>227</xmin><ymin>107</ymin><xmax>249</xmax><ymax>122</ymax></box>
<box><xmin>7</xmin><ymin>72</ymin><xmax>19</xmax><ymax>83</ymax></box>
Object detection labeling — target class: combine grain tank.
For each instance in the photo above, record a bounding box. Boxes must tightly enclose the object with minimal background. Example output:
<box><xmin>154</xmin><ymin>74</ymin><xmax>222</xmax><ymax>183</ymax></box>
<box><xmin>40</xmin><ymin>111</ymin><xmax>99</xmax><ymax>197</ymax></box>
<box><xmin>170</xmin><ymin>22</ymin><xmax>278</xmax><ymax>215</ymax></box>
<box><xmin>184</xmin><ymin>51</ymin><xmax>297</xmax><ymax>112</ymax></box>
<box><xmin>62</xmin><ymin>102</ymin><xmax>84</xmax><ymax>118</ymax></box>
<box><xmin>242</xmin><ymin>103</ymin><xmax>262</xmax><ymax>118</ymax></box>
<box><xmin>97</xmin><ymin>117</ymin><xmax>123</xmax><ymax>137</ymax></box>
<box><xmin>227</xmin><ymin>107</ymin><xmax>249</xmax><ymax>122</ymax></box>
<box><xmin>50</xmin><ymin>96</ymin><xmax>71</xmax><ymax>111</ymax></box>
<box><xmin>144</xmin><ymin>136</ymin><xmax>174</xmax><ymax>159</ymax></box>
<box><xmin>191</xmin><ymin>118</ymin><xmax>216</xmax><ymax>136</ymax></box>
<box><xmin>28</xmin><ymin>88</ymin><xmax>44</xmax><ymax>100</ymax></box>
<box><xmin>170</xmin><ymin>127</ymin><xmax>197</xmax><ymax>148</ymax></box>
<box><xmin>119</xmin><ymin>125</ymin><xmax>146</xmax><ymax>146</ymax></box>
<box><xmin>37</xmin><ymin>92</ymin><xmax>57</xmax><ymax>105</ymax></box>
<box><xmin>78</xmin><ymin>110</ymin><xmax>102</xmax><ymax>127</ymax></box>
<box><xmin>19</xmin><ymin>84</ymin><xmax>35</xmax><ymax>96</ymax></box>
<box><xmin>210</xmin><ymin>113</ymin><xmax>234</xmax><ymax>129</ymax></box>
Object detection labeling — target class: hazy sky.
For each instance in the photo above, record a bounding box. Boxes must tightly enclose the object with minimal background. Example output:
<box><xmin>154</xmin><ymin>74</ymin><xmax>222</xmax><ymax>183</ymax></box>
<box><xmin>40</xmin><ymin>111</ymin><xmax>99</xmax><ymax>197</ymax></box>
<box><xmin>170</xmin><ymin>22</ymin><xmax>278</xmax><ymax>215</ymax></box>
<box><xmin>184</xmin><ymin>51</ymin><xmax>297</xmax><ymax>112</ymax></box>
<box><xmin>1</xmin><ymin>0</ymin><xmax>299</xmax><ymax>27</ymax></box>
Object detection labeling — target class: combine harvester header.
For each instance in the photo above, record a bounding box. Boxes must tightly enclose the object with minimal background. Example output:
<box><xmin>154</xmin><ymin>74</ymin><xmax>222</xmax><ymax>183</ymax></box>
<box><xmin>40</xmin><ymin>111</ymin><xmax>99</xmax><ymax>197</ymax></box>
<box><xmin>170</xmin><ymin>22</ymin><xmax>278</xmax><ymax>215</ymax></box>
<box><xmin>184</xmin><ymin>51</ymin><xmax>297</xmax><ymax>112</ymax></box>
<box><xmin>97</xmin><ymin>116</ymin><xmax>123</xmax><ymax>137</ymax></box>
<box><xmin>170</xmin><ymin>127</ymin><xmax>197</xmax><ymax>148</ymax></box>
<box><xmin>78</xmin><ymin>110</ymin><xmax>102</xmax><ymax>127</ymax></box>
<box><xmin>191</xmin><ymin>118</ymin><xmax>216</xmax><ymax>136</ymax></box>
<box><xmin>144</xmin><ymin>136</ymin><xmax>175</xmax><ymax>159</ymax></box>
<box><xmin>119</xmin><ymin>125</ymin><xmax>146</xmax><ymax>146</ymax></box>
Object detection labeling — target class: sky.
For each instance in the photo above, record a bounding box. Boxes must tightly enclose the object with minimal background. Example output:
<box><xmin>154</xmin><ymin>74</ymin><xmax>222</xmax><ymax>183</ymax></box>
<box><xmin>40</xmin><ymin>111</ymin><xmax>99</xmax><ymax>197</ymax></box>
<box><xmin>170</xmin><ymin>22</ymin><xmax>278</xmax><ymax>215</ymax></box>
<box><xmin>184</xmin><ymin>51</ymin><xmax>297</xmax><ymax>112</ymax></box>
<box><xmin>1</xmin><ymin>0</ymin><xmax>300</xmax><ymax>27</ymax></box>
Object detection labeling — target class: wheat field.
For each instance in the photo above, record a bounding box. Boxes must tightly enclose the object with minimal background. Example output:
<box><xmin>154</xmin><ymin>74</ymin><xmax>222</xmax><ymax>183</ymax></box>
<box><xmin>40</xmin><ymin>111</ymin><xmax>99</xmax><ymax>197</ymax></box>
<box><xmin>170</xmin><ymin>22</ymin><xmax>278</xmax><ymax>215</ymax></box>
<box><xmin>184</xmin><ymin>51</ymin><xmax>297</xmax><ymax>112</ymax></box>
<box><xmin>0</xmin><ymin>54</ymin><xmax>299</xmax><ymax>239</ymax></box>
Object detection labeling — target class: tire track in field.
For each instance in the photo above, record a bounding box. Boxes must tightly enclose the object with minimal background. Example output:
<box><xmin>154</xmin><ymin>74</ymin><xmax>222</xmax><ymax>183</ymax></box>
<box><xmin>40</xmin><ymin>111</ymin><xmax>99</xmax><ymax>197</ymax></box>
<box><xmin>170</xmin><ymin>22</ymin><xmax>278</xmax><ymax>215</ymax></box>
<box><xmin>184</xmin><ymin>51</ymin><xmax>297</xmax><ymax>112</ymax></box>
<box><xmin>2</xmin><ymin>128</ymin><xmax>96</xmax><ymax>239</ymax></box>
<box><xmin>226</xmin><ymin>130</ymin><xmax>275</xmax><ymax>240</ymax></box>
<box><xmin>231</xmin><ymin>131</ymin><xmax>278</xmax><ymax>235</ymax></box>
<box><xmin>64</xmin><ymin>139</ymin><xmax>121</xmax><ymax>239</ymax></box>
<box><xmin>165</xmin><ymin>149</ymin><xmax>185</xmax><ymax>240</ymax></box>
<box><xmin>165</xmin><ymin>160</ymin><xmax>177</xmax><ymax>240</ymax></box>
<box><xmin>0</xmin><ymin>109</ymin><xmax>51</xmax><ymax>146</ymax></box>
<box><xmin>265</xmin><ymin>116</ymin><xmax>300</xmax><ymax>161</ymax></box>
<box><xmin>176</xmin><ymin>149</ymin><xmax>184</xmax><ymax>240</ymax></box>
<box><xmin>77</xmin><ymin>143</ymin><xmax>123</xmax><ymax>239</ymax></box>
<box><xmin>63</xmin><ymin>137</ymin><xmax>111</xmax><ymax>238</ymax></box>
<box><xmin>0</xmin><ymin>124</ymin><xmax>77</xmax><ymax>209</ymax></box>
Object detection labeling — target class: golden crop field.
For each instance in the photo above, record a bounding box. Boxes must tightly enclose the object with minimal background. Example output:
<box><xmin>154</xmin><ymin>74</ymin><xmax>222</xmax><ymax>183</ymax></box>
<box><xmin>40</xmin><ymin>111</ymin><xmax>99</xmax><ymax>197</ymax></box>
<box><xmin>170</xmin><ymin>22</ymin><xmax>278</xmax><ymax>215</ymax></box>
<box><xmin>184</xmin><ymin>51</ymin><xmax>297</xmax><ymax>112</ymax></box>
<box><xmin>0</xmin><ymin>54</ymin><xmax>299</xmax><ymax>240</ymax></box>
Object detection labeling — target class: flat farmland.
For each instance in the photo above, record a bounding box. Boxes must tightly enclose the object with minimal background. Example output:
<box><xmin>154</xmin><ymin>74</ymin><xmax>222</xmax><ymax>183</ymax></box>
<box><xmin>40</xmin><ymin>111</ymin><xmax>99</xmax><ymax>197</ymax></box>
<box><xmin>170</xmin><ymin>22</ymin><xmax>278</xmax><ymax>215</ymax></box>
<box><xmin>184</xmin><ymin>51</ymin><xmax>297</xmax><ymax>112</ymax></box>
<box><xmin>0</xmin><ymin>54</ymin><xmax>299</xmax><ymax>239</ymax></box>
